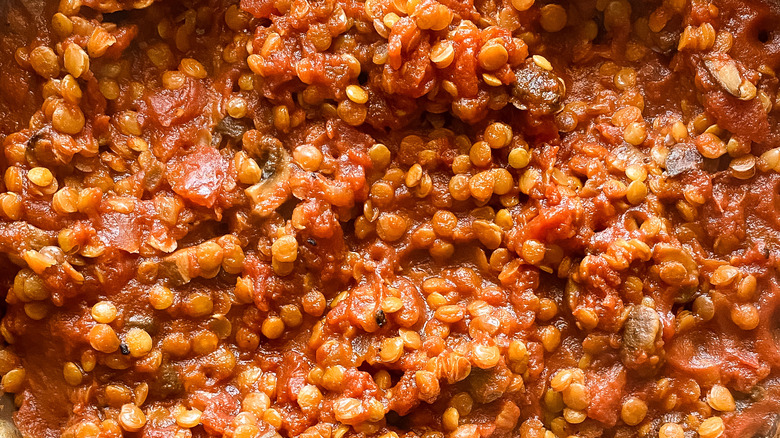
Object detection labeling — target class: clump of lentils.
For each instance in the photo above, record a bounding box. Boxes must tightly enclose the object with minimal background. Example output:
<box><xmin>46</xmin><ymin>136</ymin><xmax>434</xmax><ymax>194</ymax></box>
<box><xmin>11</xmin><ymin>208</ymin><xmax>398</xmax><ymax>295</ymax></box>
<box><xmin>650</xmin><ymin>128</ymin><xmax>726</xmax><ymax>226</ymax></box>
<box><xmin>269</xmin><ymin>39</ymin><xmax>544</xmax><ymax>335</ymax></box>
<box><xmin>0</xmin><ymin>0</ymin><xmax>779</xmax><ymax>437</ymax></box>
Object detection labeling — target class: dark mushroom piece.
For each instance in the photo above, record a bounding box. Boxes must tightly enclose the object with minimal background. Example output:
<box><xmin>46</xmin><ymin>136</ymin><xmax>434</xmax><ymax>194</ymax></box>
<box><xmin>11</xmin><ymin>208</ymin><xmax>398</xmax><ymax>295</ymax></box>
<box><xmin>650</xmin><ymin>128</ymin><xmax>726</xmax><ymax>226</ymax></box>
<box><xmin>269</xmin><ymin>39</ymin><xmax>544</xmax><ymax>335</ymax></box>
<box><xmin>213</xmin><ymin>117</ymin><xmax>291</xmax><ymax>217</ymax></box>
<box><xmin>665</xmin><ymin>145</ymin><xmax>704</xmax><ymax>177</ymax></box>
<box><xmin>149</xmin><ymin>363</ymin><xmax>184</xmax><ymax>399</ymax></box>
<box><xmin>242</xmin><ymin>134</ymin><xmax>291</xmax><ymax>218</ymax></box>
<box><xmin>704</xmin><ymin>54</ymin><xmax>757</xmax><ymax>101</ymax></box>
<box><xmin>510</xmin><ymin>58</ymin><xmax>566</xmax><ymax>115</ymax></box>
<box><xmin>753</xmin><ymin>414</ymin><xmax>780</xmax><ymax>438</ymax></box>
<box><xmin>158</xmin><ymin>235</ymin><xmax>243</xmax><ymax>286</ymax></box>
<box><xmin>467</xmin><ymin>366</ymin><xmax>512</xmax><ymax>404</ymax></box>
<box><xmin>621</xmin><ymin>304</ymin><xmax>660</xmax><ymax>369</ymax></box>
<box><xmin>213</xmin><ymin>116</ymin><xmax>253</xmax><ymax>146</ymax></box>
<box><xmin>126</xmin><ymin>313</ymin><xmax>159</xmax><ymax>336</ymax></box>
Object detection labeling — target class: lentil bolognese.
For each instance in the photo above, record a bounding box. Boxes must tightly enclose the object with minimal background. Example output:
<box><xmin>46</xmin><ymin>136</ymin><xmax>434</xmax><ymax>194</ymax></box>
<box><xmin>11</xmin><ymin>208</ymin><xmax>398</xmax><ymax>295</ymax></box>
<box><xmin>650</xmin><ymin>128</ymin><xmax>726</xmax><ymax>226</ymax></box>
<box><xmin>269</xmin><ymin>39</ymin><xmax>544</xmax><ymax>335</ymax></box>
<box><xmin>0</xmin><ymin>0</ymin><xmax>779</xmax><ymax>437</ymax></box>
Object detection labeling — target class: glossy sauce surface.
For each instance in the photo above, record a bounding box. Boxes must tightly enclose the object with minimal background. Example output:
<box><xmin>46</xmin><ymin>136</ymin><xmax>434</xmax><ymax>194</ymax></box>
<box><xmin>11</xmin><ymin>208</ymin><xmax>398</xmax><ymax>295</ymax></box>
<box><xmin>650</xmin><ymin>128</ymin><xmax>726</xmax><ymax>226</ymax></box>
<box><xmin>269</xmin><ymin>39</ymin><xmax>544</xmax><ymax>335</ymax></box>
<box><xmin>0</xmin><ymin>0</ymin><xmax>779</xmax><ymax>437</ymax></box>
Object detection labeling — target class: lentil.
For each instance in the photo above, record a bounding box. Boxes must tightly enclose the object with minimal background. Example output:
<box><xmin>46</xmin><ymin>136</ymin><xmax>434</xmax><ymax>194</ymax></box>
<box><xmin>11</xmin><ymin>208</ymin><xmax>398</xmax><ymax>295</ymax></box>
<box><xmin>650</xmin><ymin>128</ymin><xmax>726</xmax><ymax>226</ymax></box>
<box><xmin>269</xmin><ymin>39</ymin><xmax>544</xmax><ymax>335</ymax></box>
<box><xmin>89</xmin><ymin>324</ymin><xmax>120</xmax><ymax>353</ymax></box>
<box><xmin>478</xmin><ymin>40</ymin><xmax>509</xmax><ymax>71</ymax></box>
<box><xmin>91</xmin><ymin>301</ymin><xmax>117</xmax><ymax>324</ymax></box>
<box><xmin>658</xmin><ymin>423</ymin><xmax>684</xmax><ymax>438</ymax></box>
<box><xmin>261</xmin><ymin>317</ymin><xmax>285</xmax><ymax>339</ymax></box>
<box><xmin>620</xmin><ymin>397</ymin><xmax>647</xmax><ymax>426</ymax></box>
<box><xmin>63</xmin><ymin>362</ymin><xmax>83</xmax><ymax>386</ymax></box>
<box><xmin>52</xmin><ymin>102</ymin><xmax>86</xmax><ymax>135</ymax></box>
<box><xmin>707</xmin><ymin>384</ymin><xmax>736</xmax><ymax>412</ymax></box>
<box><xmin>508</xmin><ymin>147</ymin><xmax>531</xmax><ymax>168</ymax></box>
<box><xmin>118</xmin><ymin>404</ymin><xmax>146</xmax><ymax>432</ymax></box>
<box><xmin>430</xmin><ymin>41</ymin><xmax>455</xmax><ymax>68</ymax></box>
<box><xmin>698</xmin><ymin>417</ymin><xmax>725</xmax><ymax>438</ymax></box>
<box><xmin>176</xmin><ymin>408</ymin><xmax>203</xmax><ymax>428</ymax></box>
<box><xmin>271</xmin><ymin>235</ymin><xmax>298</xmax><ymax>263</ymax></box>
<box><xmin>346</xmin><ymin>85</ymin><xmax>369</xmax><ymax>104</ymax></box>
<box><xmin>125</xmin><ymin>328</ymin><xmax>153</xmax><ymax>358</ymax></box>
<box><xmin>511</xmin><ymin>0</ymin><xmax>534</xmax><ymax>11</ymax></box>
<box><xmin>29</xmin><ymin>46</ymin><xmax>60</xmax><ymax>78</ymax></box>
<box><xmin>1</xmin><ymin>368</ymin><xmax>25</xmax><ymax>393</ymax></box>
<box><xmin>539</xmin><ymin>5</ymin><xmax>567</xmax><ymax>32</ymax></box>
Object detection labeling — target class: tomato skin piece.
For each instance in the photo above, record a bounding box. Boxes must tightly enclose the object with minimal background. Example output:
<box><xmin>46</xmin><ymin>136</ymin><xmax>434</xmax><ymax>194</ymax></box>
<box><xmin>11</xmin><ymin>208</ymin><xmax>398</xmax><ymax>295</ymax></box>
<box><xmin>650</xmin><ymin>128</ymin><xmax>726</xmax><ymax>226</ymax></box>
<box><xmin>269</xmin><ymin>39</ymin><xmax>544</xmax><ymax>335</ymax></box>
<box><xmin>586</xmin><ymin>364</ymin><xmax>626</xmax><ymax>427</ymax></box>
<box><xmin>200</xmin><ymin>392</ymin><xmax>240</xmax><ymax>435</ymax></box>
<box><xmin>167</xmin><ymin>145</ymin><xmax>228</xmax><ymax>208</ymax></box>
<box><xmin>145</xmin><ymin>80</ymin><xmax>208</xmax><ymax>129</ymax></box>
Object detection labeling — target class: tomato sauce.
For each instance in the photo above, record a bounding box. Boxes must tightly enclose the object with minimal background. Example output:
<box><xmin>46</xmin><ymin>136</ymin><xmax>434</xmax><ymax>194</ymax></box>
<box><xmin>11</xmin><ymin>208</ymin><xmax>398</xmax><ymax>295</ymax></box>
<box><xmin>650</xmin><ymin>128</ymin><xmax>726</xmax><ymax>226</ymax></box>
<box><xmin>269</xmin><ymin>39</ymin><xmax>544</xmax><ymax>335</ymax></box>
<box><xmin>0</xmin><ymin>0</ymin><xmax>779</xmax><ymax>437</ymax></box>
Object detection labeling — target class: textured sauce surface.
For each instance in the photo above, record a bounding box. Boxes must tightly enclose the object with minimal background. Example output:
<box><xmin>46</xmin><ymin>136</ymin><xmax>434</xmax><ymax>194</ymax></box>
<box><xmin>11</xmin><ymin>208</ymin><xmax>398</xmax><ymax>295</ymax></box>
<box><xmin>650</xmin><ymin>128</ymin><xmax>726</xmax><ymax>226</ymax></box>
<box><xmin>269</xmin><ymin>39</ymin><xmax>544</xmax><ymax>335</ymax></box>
<box><xmin>0</xmin><ymin>0</ymin><xmax>780</xmax><ymax>437</ymax></box>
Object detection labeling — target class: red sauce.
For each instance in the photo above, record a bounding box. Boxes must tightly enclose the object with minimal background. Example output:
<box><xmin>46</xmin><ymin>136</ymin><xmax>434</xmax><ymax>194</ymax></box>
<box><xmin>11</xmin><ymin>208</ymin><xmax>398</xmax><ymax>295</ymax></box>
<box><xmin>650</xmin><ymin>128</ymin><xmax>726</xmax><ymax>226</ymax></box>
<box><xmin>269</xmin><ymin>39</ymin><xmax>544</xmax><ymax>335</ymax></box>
<box><xmin>0</xmin><ymin>0</ymin><xmax>779</xmax><ymax>437</ymax></box>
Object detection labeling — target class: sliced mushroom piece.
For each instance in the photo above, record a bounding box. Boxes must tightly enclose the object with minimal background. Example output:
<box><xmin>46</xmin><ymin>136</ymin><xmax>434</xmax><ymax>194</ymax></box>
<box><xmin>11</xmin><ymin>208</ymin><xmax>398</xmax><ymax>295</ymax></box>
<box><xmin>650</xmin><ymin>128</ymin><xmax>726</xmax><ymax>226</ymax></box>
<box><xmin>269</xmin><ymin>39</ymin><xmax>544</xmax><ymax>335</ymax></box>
<box><xmin>467</xmin><ymin>366</ymin><xmax>512</xmax><ymax>404</ymax></box>
<box><xmin>158</xmin><ymin>237</ymin><xmax>228</xmax><ymax>286</ymax></box>
<box><xmin>621</xmin><ymin>304</ymin><xmax>660</xmax><ymax>364</ymax></box>
<box><xmin>158</xmin><ymin>248</ymin><xmax>193</xmax><ymax>286</ymax></box>
<box><xmin>665</xmin><ymin>145</ymin><xmax>703</xmax><ymax>177</ymax></box>
<box><xmin>150</xmin><ymin>362</ymin><xmax>184</xmax><ymax>399</ymax></box>
<box><xmin>214</xmin><ymin>116</ymin><xmax>252</xmax><ymax>146</ymax></box>
<box><xmin>510</xmin><ymin>58</ymin><xmax>566</xmax><ymax>115</ymax></box>
<box><xmin>704</xmin><ymin>55</ymin><xmax>757</xmax><ymax>101</ymax></box>
<box><xmin>0</xmin><ymin>391</ymin><xmax>20</xmax><ymax>438</ymax></box>
<box><xmin>243</xmin><ymin>135</ymin><xmax>291</xmax><ymax>217</ymax></box>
